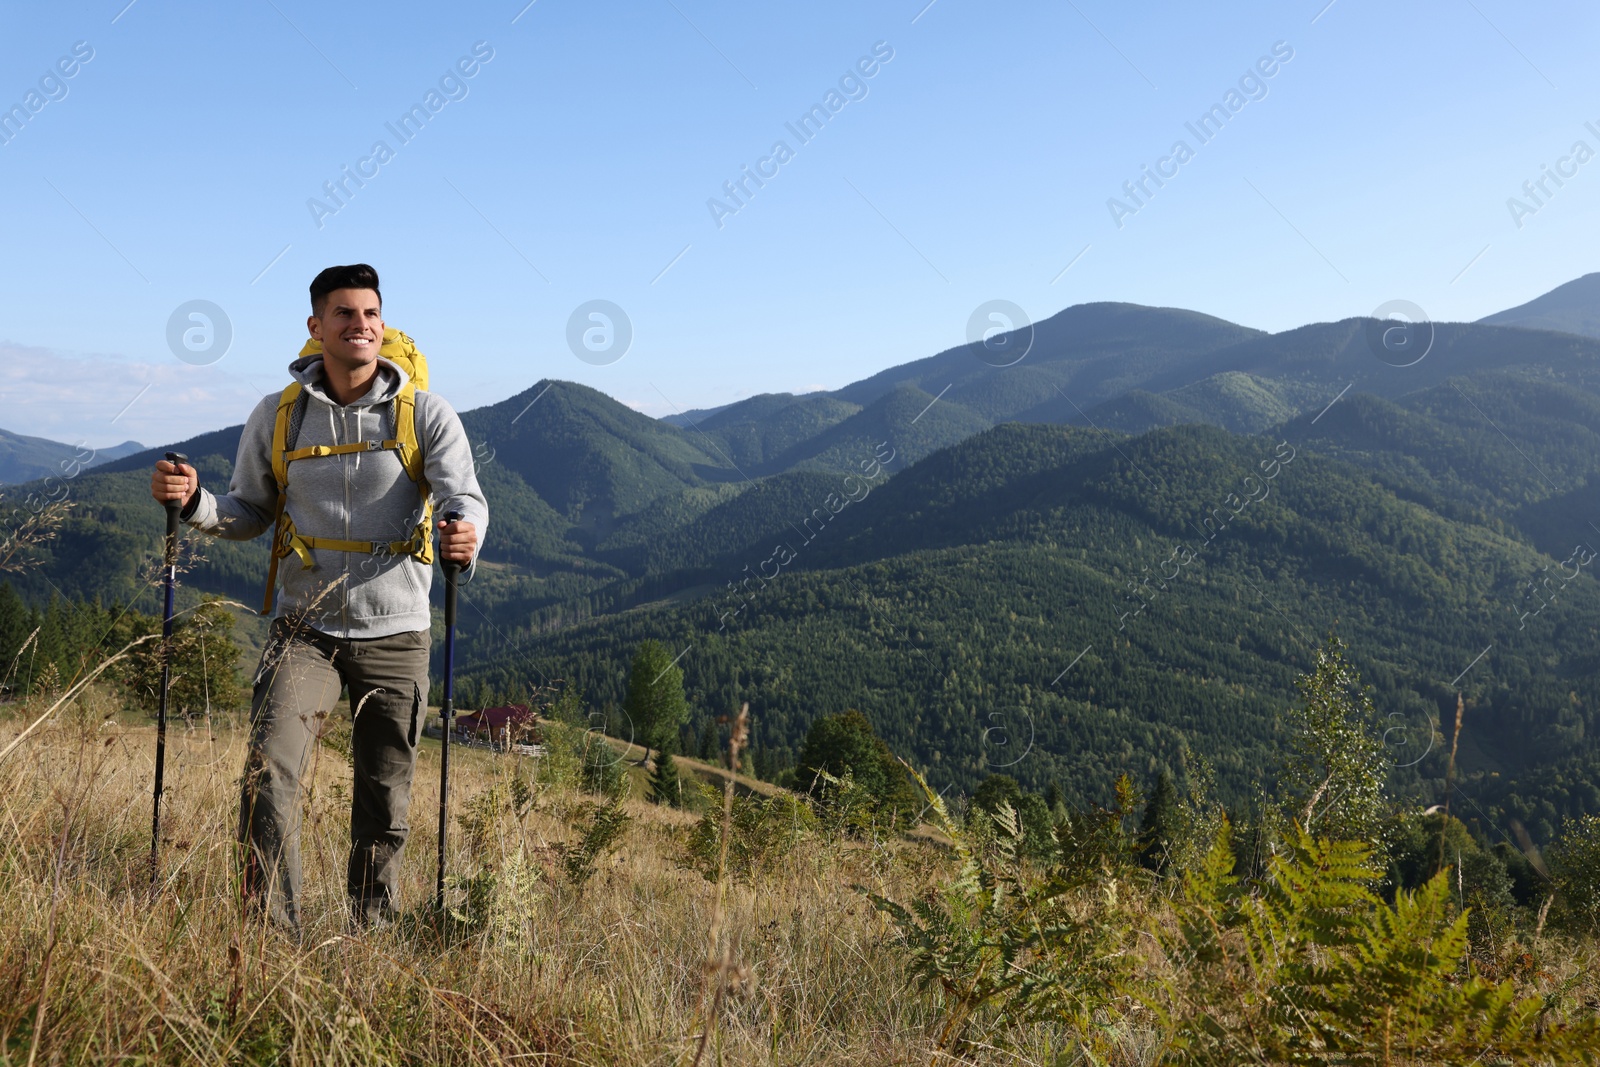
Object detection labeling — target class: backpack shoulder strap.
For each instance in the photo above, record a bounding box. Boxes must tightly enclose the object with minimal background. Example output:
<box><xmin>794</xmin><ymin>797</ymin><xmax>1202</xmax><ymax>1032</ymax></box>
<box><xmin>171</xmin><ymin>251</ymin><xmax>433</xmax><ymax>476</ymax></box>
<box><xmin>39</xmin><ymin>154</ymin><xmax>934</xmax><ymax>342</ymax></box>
<box><xmin>262</xmin><ymin>382</ymin><xmax>305</xmax><ymax>615</ymax></box>
<box><xmin>270</xmin><ymin>382</ymin><xmax>304</xmax><ymax>491</ymax></box>
<box><xmin>393</xmin><ymin>381</ymin><xmax>425</xmax><ymax>484</ymax></box>
<box><xmin>393</xmin><ymin>382</ymin><xmax>435</xmax><ymax>566</ymax></box>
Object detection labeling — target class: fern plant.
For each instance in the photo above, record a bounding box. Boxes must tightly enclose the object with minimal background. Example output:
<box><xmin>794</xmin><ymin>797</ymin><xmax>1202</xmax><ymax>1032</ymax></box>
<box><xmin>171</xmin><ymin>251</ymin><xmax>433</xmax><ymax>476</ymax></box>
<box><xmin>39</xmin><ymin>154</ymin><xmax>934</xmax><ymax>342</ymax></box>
<box><xmin>1155</xmin><ymin>823</ymin><xmax>1600</xmax><ymax>1065</ymax></box>
<box><xmin>560</xmin><ymin>793</ymin><xmax>631</xmax><ymax>887</ymax></box>
<box><xmin>858</xmin><ymin>764</ymin><xmax>1143</xmax><ymax>1060</ymax></box>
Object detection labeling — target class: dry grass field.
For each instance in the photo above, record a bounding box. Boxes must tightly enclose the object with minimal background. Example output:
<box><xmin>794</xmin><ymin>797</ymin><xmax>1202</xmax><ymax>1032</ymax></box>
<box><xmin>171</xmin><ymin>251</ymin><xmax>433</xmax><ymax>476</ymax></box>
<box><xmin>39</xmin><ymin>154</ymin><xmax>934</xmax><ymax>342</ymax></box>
<box><xmin>6</xmin><ymin>683</ymin><xmax>1600</xmax><ymax>1066</ymax></box>
<box><xmin>0</xmin><ymin>689</ymin><xmax>1032</xmax><ymax>1066</ymax></box>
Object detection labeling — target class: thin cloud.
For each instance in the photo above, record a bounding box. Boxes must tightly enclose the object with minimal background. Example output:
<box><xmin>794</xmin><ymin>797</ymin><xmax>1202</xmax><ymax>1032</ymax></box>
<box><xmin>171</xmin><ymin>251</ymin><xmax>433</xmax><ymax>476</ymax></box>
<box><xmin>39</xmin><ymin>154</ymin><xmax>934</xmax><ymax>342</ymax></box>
<box><xmin>0</xmin><ymin>344</ymin><xmax>265</xmax><ymax>449</ymax></box>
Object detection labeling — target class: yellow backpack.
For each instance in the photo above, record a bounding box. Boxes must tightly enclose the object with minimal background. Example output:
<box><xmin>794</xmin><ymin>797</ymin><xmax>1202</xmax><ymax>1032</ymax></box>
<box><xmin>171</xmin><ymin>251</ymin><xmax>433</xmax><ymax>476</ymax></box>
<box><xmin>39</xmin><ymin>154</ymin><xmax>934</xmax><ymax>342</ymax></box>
<box><xmin>260</xmin><ymin>328</ymin><xmax>433</xmax><ymax>614</ymax></box>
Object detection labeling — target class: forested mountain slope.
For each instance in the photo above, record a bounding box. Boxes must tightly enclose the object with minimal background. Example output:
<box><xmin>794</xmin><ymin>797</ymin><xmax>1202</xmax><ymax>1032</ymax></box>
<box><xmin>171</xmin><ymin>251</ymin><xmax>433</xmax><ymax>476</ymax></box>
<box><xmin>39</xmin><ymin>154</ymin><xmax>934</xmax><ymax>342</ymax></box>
<box><xmin>450</xmin><ymin>420</ymin><xmax>1600</xmax><ymax>842</ymax></box>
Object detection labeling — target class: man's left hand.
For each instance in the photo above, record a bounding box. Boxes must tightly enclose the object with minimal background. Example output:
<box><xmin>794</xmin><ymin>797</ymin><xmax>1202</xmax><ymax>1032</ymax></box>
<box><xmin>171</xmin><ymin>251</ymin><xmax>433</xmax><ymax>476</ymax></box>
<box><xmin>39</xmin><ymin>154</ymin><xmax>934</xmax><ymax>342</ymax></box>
<box><xmin>438</xmin><ymin>517</ymin><xmax>478</xmax><ymax>565</ymax></box>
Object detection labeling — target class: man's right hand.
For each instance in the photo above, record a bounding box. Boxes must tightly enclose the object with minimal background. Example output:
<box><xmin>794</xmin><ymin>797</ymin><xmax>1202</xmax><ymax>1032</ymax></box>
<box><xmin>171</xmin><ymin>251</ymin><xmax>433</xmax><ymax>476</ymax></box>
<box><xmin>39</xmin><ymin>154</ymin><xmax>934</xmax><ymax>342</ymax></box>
<box><xmin>151</xmin><ymin>458</ymin><xmax>198</xmax><ymax>510</ymax></box>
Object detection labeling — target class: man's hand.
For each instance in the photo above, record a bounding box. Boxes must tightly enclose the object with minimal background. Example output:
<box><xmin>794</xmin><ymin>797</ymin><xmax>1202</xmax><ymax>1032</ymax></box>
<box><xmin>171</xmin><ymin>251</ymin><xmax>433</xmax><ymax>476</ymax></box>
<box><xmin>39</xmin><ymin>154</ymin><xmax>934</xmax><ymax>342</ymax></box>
<box><xmin>151</xmin><ymin>458</ymin><xmax>197</xmax><ymax>509</ymax></box>
<box><xmin>438</xmin><ymin>517</ymin><xmax>478</xmax><ymax>565</ymax></box>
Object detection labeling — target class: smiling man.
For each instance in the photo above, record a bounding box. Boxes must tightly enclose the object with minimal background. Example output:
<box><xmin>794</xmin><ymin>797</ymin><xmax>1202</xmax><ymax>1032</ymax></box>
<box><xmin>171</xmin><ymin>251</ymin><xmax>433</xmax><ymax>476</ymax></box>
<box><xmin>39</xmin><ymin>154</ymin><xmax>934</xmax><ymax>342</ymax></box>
<box><xmin>149</xmin><ymin>263</ymin><xmax>488</xmax><ymax>934</ymax></box>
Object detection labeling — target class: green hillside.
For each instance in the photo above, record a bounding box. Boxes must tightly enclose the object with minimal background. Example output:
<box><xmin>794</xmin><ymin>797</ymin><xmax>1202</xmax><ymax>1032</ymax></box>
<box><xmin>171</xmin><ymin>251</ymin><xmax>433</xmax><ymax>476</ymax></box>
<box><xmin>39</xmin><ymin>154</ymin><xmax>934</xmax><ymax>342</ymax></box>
<box><xmin>1291</xmin><ymin>373</ymin><xmax>1600</xmax><ymax>534</ymax></box>
<box><xmin>764</xmin><ymin>383</ymin><xmax>991</xmax><ymax>474</ymax></box>
<box><xmin>1163</xmin><ymin>371</ymin><xmax>1306</xmax><ymax>432</ymax></box>
<box><xmin>692</xmin><ymin>392</ymin><xmax>862</xmax><ymax>469</ymax></box>
<box><xmin>830</xmin><ymin>301</ymin><xmax>1265</xmax><ymax>416</ymax></box>
<box><xmin>8</xmin><ymin>423</ymin><xmax>264</xmax><ymax>613</ymax></box>
<box><xmin>459</xmin><ymin>380</ymin><xmax>736</xmax><ymax>528</ymax></box>
<box><xmin>445</xmin><ymin>420</ymin><xmax>1600</xmax><ymax>844</ymax></box>
<box><xmin>1139</xmin><ymin>319</ymin><xmax>1600</xmax><ymax>405</ymax></box>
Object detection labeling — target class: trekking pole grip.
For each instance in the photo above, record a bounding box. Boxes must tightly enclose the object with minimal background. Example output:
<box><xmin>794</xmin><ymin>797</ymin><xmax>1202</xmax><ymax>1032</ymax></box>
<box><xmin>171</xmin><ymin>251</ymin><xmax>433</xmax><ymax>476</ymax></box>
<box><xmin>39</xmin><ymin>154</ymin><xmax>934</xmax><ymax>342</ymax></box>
<box><xmin>441</xmin><ymin>509</ymin><xmax>464</xmax><ymax>579</ymax></box>
<box><xmin>162</xmin><ymin>452</ymin><xmax>188</xmax><ymax>539</ymax></box>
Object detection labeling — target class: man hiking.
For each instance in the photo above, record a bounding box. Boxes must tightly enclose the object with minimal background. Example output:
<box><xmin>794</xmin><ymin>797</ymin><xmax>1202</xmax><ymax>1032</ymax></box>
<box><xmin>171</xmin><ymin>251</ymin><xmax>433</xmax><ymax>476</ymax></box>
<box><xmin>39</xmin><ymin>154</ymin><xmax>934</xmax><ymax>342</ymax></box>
<box><xmin>150</xmin><ymin>263</ymin><xmax>488</xmax><ymax>933</ymax></box>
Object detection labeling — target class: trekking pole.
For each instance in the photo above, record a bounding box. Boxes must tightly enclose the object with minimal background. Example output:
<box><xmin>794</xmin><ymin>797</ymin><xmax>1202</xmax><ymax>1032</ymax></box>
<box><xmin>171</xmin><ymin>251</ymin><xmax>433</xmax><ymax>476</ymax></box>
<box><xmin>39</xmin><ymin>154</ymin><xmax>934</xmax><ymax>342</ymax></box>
<box><xmin>150</xmin><ymin>450</ymin><xmax>188</xmax><ymax>891</ymax></box>
<box><xmin>436</xmin><ymin>509</ymin><xmax>464</xmax><ymax>911</ymax></box>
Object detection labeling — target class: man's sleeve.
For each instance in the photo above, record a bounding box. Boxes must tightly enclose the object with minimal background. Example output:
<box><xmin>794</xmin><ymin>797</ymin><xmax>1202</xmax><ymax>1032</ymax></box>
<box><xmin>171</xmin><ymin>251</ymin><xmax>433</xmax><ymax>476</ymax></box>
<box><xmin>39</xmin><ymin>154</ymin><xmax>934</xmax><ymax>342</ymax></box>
<box><xmin>419</xmin><ymin>391</ymin><xmax>490</xmax><ymax>580</ymax></box>
<box><xmin>180</xmin><ymin>392</ymin><xmax>280</xmax><ymax>541</ymax></box>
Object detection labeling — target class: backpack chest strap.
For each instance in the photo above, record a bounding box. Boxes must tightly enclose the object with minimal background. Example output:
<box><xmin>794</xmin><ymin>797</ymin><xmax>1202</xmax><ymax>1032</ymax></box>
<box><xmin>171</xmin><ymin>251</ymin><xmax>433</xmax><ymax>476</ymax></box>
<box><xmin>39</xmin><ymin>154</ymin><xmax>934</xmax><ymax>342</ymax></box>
<box><xmin>281</xmin><ymin>519</ymin><xmax>435</xmax><ymax>569</ymax></box>
<box><xmin>283</xmin><ymin>439</ymin><xmax>404</xmax><ymax>463</ymax></box>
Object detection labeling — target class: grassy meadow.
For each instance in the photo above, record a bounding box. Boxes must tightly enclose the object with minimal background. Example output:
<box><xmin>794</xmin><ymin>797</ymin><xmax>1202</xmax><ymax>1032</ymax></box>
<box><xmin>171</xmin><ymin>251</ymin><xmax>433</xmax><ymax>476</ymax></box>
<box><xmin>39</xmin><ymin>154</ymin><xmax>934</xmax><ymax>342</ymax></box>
<box><xmin>5</xmin><ymin>682</ymin><xmax>1600</xmax><ymax>1066</ymax></box>
<box><xmin>0</xmin><ymin>692</ymin><xmax>981</xmax><ymax>1066</ymax></box>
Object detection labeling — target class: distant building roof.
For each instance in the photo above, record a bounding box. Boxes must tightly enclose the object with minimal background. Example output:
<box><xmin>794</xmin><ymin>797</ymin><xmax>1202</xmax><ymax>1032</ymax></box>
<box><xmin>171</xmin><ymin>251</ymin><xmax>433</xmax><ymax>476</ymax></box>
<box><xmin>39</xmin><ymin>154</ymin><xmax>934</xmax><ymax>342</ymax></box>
<box><xmin>455</xmin><ymin>704</ymin><xmax>537</xmax><ymax>734</ymax></box>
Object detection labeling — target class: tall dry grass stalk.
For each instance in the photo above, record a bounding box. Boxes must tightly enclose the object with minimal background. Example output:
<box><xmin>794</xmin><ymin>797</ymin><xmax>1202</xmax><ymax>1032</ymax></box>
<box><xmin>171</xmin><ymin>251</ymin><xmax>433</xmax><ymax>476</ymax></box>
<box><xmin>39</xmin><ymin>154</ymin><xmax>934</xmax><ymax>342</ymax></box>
<box><xmin>0</xmin><ymin>498</ymin><xmax>70</xmax><ymax>576</ymax></box>
<box><xmin>689</xmin><ymin>702</ymin><xmax>750</xmax><ymax>1066</ymax></box>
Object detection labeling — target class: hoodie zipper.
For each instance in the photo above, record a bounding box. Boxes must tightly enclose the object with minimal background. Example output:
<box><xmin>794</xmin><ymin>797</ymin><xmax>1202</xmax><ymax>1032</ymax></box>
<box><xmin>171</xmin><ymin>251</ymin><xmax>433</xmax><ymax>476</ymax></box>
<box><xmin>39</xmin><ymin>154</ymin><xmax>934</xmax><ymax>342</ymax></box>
<box><xmin>327</xmin><ymin>403</ymin><xmax>350</xmax><ymax>636</ymax></box>
<box><xmin>349</xmin><ymin>405</ymin><xmax>362</xmax><ymax>637</ymax></box>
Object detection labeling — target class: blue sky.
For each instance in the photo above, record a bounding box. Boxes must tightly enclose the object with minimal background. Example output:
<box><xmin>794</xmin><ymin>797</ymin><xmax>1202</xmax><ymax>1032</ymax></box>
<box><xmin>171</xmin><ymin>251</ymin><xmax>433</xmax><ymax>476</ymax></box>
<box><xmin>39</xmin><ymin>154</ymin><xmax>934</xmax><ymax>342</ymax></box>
<box><xmin>1</xmin><ymin>0</ymin><xmax>1596</xmax><ymax>448</ymax></box>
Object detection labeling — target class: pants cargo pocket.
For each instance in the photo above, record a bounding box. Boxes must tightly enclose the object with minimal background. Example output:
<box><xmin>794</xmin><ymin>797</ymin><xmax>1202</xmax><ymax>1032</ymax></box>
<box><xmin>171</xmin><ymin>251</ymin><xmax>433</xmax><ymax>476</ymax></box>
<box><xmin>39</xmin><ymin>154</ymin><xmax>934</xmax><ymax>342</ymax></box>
<box><xmin>409</xmin><ymin>681</ymin><xmax>421</xmax><ymax>747</ymax></box>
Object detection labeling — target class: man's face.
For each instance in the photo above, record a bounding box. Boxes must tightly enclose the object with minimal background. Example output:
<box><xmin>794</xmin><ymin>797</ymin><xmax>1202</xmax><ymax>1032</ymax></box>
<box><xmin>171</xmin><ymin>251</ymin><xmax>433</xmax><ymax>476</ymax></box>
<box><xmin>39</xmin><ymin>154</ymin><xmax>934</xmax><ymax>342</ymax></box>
<box><xmin>307</xmin><ymin>288</ymin><xmax>384</xmax><ymax>370</ymax></box>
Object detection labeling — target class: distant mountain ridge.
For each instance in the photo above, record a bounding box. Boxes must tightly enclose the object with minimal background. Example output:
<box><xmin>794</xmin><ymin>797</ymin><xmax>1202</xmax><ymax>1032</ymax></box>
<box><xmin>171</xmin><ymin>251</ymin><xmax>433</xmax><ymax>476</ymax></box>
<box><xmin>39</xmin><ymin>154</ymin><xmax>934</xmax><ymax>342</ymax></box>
<box><xmin>1478</xmin><ymin>272</ymin><xmax>1600</xmax><ymax>338</ymax></box>
<box><xmin>678</xmin><ymin>301</ymin><xmax>1600</xmax><ymax>469</ymax></box>
<box><xmin>24</xmin><ymin>283</ymin><xmax>1600</xmax><ymax>613</ymax></box>
<box><xmin>0</xmin><ymin>428</ymin><xmax>144</xmax><ymax>485</ymax></box>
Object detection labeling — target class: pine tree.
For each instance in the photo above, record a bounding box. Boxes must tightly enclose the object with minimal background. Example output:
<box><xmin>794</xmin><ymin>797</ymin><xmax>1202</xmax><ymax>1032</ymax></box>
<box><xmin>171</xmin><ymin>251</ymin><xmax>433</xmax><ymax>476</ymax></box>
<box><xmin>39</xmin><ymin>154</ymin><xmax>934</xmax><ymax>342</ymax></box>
<box><xmin>622</xmin><ymin>640</ymin><xmax>691</xmax><ymax>766</ymax></box>
<box><xmin>1044</xmin><ymin>781</ymin><xmax>1065</xmax><ymax>817</ymax></box>
<box><xmin>1138</xmin><ymin>770</ymin><xmax>1179</xmax><ymax>874</ymax></box>
<box><xmin>649</xmin><ymin>750</ymin><xmax>683</xmax><ymax>807</ymax></box>
<box><xmin>972</xmin><ymin>773</ymin><xmax>1024</xmax><ymax>816</ymax></box>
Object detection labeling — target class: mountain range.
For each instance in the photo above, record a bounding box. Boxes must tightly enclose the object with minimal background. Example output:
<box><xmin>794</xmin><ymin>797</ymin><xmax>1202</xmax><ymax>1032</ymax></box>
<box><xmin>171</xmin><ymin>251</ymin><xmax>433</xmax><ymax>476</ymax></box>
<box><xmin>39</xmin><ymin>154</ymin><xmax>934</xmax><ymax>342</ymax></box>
<box><xmin>10</xmin><ymin>274</ymin><xmax>1600</xmax><ymax>843</ymax></box>
<box><xmin>0</xmin><ymin>428</ymin><xmax>144</xmax><ymax>485</ymax></box>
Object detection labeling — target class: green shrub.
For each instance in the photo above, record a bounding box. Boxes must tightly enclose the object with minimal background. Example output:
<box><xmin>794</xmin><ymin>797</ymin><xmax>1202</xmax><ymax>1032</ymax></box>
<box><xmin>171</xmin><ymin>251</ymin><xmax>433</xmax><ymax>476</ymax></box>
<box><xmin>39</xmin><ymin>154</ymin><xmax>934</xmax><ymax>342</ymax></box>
<box><xmin>796</xmin><ymin>709</ymin><xmax>917</xmax><ymax>829</ymax></box>
<box><xmin>1550</xmin><ymin>813</ymin><xmax>1600</xmax><ymax>933</ymax></box>
<box><xmin>683</xmin><ymin>784</ymin><xmax>815</xmax><ymax>883</ymax></box>
<box><xmin>524</xmin><ymin>689</ymin><xmax>628</xmax><ymax>800</ymax></box>
<box><xmin>1386</xmin><ymin>809</ymin><xmax>1517</xmax><ymax>950</ymax></box>
<box><xmin>579</xmin><ymin>731</ymin><xmax>627</xmax><ymax>798</ymax></box>
<box><xmin>560</xmin><ymin>793</ymin><xmax>631</xmax><ymax>887</ymax></box>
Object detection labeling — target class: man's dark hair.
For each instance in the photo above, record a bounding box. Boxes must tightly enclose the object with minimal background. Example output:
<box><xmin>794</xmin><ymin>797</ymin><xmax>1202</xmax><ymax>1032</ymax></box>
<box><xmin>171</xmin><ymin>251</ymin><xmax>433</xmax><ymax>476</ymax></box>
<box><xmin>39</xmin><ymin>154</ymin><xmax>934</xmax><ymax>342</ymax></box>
<box><xmin>309</xmin><ymin>263</ymin><xmax>382</xmax><ymax>318</ymax></box>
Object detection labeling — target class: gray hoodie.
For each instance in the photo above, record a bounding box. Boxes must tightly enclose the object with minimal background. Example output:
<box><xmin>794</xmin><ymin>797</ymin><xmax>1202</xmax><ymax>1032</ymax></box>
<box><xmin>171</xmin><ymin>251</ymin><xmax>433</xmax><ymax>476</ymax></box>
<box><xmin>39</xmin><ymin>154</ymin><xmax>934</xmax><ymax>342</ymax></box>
<box><xmin>182</xmin><ymin>354</ymin><xmax>489</xmax><ymax>639</ymax></box>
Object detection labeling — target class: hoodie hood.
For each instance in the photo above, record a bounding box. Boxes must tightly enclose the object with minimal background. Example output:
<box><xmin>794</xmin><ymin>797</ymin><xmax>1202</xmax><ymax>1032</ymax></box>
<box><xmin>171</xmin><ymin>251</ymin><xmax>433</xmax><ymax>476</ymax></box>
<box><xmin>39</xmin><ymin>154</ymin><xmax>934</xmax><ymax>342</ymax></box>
<box><xmin>287</xmin><ymin>354</ymin><xmax>410</xmax><ymax>407</ymax></box>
